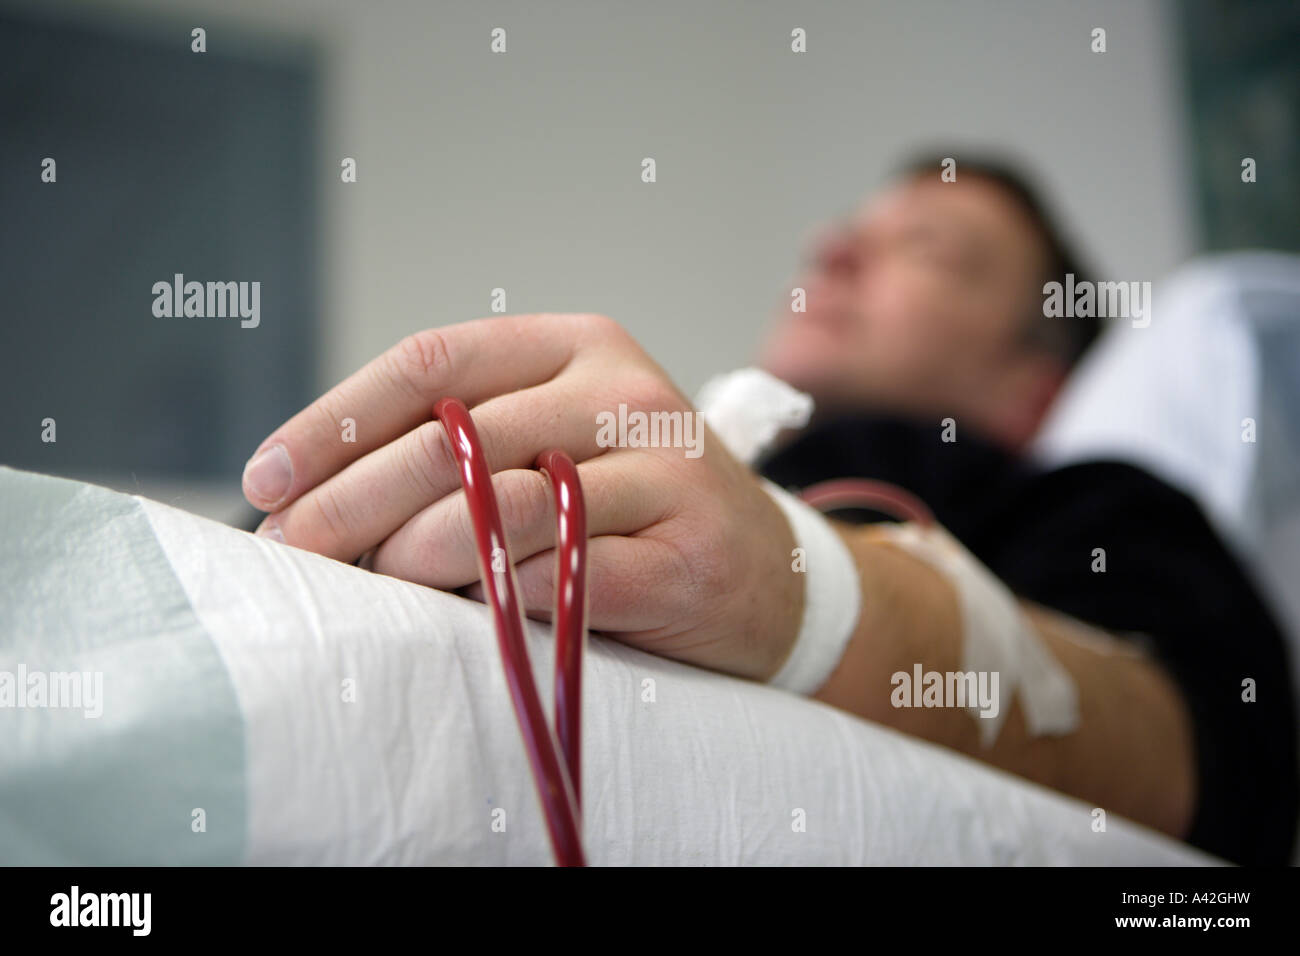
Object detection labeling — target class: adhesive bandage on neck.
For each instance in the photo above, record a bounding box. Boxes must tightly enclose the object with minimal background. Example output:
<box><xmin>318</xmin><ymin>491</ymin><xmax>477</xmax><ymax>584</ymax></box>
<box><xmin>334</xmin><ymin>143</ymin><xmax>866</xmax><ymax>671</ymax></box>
<box><xmin>760</xmin><ymin>481</ymin><xmax>863</xmax><ymax>695</ymax></box>
<box><xmin>871</xmin><ymin>522</ymin><xmax>1080</xmax><ymax>746</ymax></box>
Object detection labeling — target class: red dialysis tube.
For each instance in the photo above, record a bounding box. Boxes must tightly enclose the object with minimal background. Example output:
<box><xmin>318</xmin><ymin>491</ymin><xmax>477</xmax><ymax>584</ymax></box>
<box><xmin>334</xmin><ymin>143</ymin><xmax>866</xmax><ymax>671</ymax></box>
<box><xmin>536</xmin><ymin>448</ymin><xmax>588</xmax><ymax>810</ymax></box>
<box><xmin>798</xmin><ymin>477</ymin><xmax>935</xmax><ymax>526</ymax></box>
<box><xmin>433</xmin><ymin>398</ymin><xmax>586</xmax><ymax>867</ymax></box>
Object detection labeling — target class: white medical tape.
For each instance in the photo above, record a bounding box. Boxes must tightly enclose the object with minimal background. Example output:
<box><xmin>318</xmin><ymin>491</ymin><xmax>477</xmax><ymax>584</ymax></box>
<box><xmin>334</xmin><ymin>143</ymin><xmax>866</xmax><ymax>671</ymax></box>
<box><xmin>693</xmin><ymin>369</ymin><xmax>857</xmax><ymax>695</ymax></box>
<box><xmin>870</xmin><ymin>522</ymin><xmax>1080</xmax><ymax>746</ymax></box>
<box><xmin>761</xmin><ymin>480</ymin><xmax>863</xmax><ymax>695</ymax></box>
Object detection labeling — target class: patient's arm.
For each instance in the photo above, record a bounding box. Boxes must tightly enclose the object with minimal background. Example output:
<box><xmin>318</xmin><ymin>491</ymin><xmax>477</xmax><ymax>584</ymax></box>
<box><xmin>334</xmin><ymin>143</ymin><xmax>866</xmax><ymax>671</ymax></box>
<box><xmin>814</xmin><ymin>526</ymin><xmax>1196</xmax><ymax>840</ymax></box>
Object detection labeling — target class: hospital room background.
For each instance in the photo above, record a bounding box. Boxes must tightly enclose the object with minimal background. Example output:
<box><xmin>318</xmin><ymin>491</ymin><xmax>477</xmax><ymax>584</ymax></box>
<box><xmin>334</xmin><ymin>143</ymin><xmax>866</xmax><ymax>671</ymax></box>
<box><xmin>2</xmin><ymin>0</ymin><xmax>1300</xmax><ymax>868</ymax></box>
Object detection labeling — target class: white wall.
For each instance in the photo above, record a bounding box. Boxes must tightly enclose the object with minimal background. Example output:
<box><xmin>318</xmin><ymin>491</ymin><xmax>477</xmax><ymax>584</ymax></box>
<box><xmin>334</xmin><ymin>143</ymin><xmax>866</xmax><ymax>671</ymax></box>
<box><xmin>54</xmin><ymin>0</ymin><xmax>1197</xmax><ymax>397</ymax></box>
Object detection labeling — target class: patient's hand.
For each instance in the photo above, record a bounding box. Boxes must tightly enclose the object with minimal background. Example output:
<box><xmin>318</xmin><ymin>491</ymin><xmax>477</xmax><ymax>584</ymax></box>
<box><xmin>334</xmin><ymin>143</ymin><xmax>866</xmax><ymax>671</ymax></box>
<box><xmin>242</xmin><ymin>313</ymin><xmax>802</xmax><ymax>681</ymax></box>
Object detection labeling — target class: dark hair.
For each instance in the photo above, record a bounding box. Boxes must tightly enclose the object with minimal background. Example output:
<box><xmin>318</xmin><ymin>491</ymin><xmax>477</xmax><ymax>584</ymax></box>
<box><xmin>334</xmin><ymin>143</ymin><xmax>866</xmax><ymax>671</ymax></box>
<box><xmin>897</xmin><ymin>153</ymin><xmax>1102</xmax><ymax>368</ymax></box>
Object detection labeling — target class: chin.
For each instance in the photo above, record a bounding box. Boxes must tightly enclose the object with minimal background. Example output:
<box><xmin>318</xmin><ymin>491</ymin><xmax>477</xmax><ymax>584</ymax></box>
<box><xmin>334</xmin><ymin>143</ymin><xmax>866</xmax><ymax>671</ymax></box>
<box><xmin>760</xmin><ymin>316</ymin><xmax>865</xmax><ymax>407</ymax></box>
<box><xmin>757</xmin><ymin>354</ymin><xmax>837</xmax><ymax>406</ymax></box>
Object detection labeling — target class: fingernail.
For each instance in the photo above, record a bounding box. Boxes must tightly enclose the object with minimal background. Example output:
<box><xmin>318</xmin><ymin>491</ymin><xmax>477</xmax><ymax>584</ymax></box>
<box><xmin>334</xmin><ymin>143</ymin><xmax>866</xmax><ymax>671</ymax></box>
<box><xmin>256</xmin><ymin>519</ymin><xmax>285</xmax><ymax>544</ymax></box>
<box><xmin>243</xmin><ymin>444</ymin><xmax>292</xmax><ymax>507</ymax></box>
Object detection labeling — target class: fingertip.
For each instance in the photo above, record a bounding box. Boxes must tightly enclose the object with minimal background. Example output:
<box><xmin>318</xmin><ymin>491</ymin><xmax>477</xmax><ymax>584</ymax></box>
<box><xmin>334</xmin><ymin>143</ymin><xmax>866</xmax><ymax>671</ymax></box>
<box><xmin>242</xmin><ymin>442</ymin><xmax>294</xmax><ymax>509</ymax></box>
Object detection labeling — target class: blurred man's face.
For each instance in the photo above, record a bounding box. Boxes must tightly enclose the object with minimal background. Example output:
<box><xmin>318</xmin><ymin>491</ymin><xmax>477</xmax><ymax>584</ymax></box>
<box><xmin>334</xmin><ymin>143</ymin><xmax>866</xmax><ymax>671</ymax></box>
<box><xmin>759</xmin><ymin>175</ymin><xmax>1055</xmax><ymax>429</ymax></box>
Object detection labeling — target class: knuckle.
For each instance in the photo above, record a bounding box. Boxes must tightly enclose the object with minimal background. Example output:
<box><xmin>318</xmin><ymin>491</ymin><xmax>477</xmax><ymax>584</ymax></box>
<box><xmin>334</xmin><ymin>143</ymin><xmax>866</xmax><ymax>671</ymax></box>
<box><xmin>617</xmin><ymin>371</ymin><xmax>674</xmax><ymax>414</ymax></box>
<box><xmin>395</xmin><ymin>422</ymin><xmax>447</xmax><ymax>497</ymax></box>
<box><xmin>534</xmin><ymin>560</ymin><xmax>557</xmax><ymax>606</ymax></box>
<box><xmin>394</xmin><ymin>328</ymin><xmax>454</xmax><ymax>393</ymax></box>
<box><xmin>446</xmin><ymin>492</ymin><xmax>479</xmax><ymax>557</ymax></box>
<box><xmin>569</xmin><ymin>312</ymin><xmax>632</xmax><ymax>346</ymax></box>
<box><xmin>415</xmin><ymin>419</ymin><xmax>461</xmax><ymax>486</ymax></box>
<box><xmin>307</xmin><ymin>484</ymin><xmax>353</xmax><ymax>548</ymax></box>
<box><xmin>494</xmin><ymin>470</ymin><xmax>548</xmax><ymax>533</ymax></box>
<box><xmin>572</xmin><ymin>312</ymin><xmax>619</xmax><ymax>336</ymax></box>
<box><xmin>510</xmin><ymin>553</ymin><xmax>555</xmax><ymax>615</ymax></box>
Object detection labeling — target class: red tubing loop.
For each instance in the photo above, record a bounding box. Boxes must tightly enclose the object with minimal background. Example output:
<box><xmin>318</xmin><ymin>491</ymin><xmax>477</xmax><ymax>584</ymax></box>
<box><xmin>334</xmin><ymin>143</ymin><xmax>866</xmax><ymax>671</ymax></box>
<box><xmin>433</xmin><ymin>398</ymin><xmax>587</xmax><ymax>867</ymax></box>
<box><xmin>798</xmin><ymin>478</ymin><xmax>935</xmax><ymax>527</ymax></box>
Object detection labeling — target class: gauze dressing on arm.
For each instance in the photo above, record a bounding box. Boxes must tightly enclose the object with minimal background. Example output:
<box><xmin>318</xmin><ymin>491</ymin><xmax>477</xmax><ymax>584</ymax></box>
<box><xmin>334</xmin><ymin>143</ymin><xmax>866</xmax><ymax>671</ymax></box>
<box><xmin>870</xmin><ymin>522</ymin><xmax>1080</xmax><ymax>746</ymax></box>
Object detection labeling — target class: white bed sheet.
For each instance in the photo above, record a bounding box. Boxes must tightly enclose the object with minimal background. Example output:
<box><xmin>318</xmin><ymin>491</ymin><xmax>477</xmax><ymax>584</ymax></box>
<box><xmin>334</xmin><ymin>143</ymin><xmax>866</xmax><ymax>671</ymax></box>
<box><xmin>135</xmin><ymin>491</ymin><xmax>1213</xmax><ymax>865</ymax></box>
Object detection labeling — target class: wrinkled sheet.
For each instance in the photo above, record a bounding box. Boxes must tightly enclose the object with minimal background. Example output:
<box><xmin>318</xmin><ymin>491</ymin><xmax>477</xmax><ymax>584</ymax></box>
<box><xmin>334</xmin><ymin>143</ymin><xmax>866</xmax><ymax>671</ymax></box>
<box><xmin>0</xmin><ymin>466</ymin><xmax>1214</xmax><ymax>865</ymax></box>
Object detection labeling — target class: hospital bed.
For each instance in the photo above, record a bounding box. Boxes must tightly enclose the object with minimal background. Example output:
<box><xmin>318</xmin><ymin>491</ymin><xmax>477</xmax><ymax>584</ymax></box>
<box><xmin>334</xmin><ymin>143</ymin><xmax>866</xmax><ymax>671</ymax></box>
<box><xmin>0</xmin><ymin>464</ymin><xmax>1210</xmax><ymax>865</ymax></box>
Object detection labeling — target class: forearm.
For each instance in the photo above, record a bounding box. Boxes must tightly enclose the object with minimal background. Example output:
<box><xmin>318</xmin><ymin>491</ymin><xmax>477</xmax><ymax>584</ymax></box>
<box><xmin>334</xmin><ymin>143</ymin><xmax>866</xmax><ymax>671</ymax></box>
<box><xmin>813</xmin><ymin>523</ymin><xmax>1197</xmax><ymax>839</ymax></box>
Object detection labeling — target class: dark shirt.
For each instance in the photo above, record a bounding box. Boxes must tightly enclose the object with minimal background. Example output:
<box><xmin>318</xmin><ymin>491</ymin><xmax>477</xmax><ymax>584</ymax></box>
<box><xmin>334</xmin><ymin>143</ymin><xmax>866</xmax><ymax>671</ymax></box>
<box><xmin>760</xmin><ymin>413</ymin><xmax>1299</xmax><ymax>866</ymax></box>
